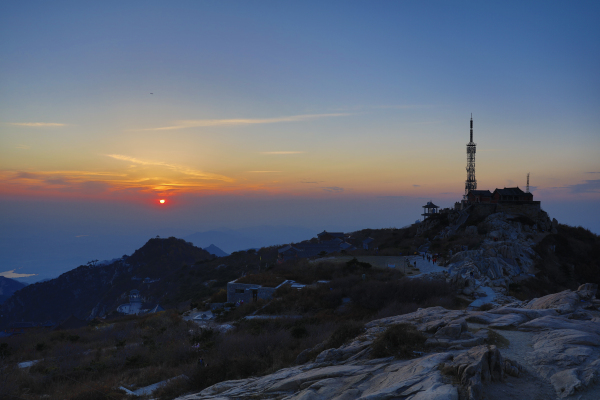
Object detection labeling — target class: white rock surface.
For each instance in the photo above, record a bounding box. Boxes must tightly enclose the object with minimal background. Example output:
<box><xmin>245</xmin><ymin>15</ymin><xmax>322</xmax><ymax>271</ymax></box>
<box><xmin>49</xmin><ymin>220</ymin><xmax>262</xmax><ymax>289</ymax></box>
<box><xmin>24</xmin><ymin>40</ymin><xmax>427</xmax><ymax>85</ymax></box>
<box><xmin>176</xmin><ymin>287</ymin><xmax>600</xmax><ymax>400</ymax></box>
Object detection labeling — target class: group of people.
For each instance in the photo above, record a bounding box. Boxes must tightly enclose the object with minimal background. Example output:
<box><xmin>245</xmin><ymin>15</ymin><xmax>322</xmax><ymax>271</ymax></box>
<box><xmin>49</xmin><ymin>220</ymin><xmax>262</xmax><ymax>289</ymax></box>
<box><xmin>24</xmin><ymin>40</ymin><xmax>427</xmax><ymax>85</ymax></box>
<box><xmin>421</xmin><ymin>253</ymin><xmax>438</xmax><ymax>264</ymax></box>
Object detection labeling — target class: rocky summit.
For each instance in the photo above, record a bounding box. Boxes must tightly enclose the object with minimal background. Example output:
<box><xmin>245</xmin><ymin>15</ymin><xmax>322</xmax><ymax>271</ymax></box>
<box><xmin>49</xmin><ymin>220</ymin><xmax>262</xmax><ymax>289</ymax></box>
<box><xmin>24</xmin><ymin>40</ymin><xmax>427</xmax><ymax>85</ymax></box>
<box><xmin>177</xmin><ymin>284</ymin><xmax>600</xmax><ymax>400</ymax></box>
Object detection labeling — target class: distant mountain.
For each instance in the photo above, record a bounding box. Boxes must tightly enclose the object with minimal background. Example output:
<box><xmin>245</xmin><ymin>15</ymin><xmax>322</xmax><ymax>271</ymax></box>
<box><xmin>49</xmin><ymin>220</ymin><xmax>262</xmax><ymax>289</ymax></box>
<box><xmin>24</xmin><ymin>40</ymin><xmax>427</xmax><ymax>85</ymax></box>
<box><xmin>185</xmin><ymin>225</ymin><xmax>317</xmax><ymax>253</ymax></box>
<box><xmin>0</xmin><ymin>237</ymin><xmax>214</xmax><ymax>327</ymax></box>
<box><xmin>203</xmin><ymin>244</ymin><xmax>229</xmax><ymax>257</ymax></box>
<box><xmin>0</xmin><ymin>277</ymin><xmax>26</xmax><ymax>304</ymax></box>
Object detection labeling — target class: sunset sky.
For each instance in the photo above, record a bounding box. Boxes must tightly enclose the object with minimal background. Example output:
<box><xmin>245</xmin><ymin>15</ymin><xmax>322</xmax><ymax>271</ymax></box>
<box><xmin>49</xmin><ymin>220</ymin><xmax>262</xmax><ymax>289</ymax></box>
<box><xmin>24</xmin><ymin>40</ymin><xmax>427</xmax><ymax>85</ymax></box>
<box><xmin>1</xmin><ymin>1</ymin><xmax>599</xmax><ymax>280</ymax></box>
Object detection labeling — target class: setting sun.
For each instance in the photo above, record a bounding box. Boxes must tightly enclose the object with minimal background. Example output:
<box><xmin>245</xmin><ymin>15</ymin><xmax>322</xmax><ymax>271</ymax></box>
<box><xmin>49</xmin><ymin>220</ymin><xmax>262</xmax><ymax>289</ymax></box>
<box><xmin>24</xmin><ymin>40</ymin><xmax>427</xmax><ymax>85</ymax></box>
<box><xmin>159</xmin><ymin>199</ymin><xmax>166</xmax><ymax>204</ymax></box>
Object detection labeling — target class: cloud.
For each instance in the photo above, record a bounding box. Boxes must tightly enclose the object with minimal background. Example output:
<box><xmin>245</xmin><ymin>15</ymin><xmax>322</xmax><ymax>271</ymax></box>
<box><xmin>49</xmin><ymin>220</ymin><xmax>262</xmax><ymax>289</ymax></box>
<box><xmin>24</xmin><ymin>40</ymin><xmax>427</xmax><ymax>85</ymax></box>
<box><xmin>261</xmin><ymin>151</ymin><xmax>304</xmax><ymax>155</ymax></box>
<box><xmin>370</xmin><ymin>104</ymin><xmax>429</xmax><ymax>110</ymax></box>
<box><xmin>0</xmin><ymin>269</ymin><xmax>38</xmax><ymax>278</ymax></box>
<box><xmin>565</xmin><ymin>179</ymin><xmax>600</xmax><ymax>194</ymax></box>
<box><xmin>106</xmin><ymin>154</ymin><xmax>234</xmax><ymax>182</ymax></box>
<box><xmin>246</xmin><ymin>171</ymin><xmax>281</xmax><ymax>173</ymax></box>
<box><xmin>376</xmin><ymin>195</ymin><xmax>408</xmax><ymax>200</ymax></box>
<box><xmin>413</xmin><ymin>184</ymin><xmax>421</xmax><ymax>187</ymax></box>
<box><xmin>10</xmin><ymin>122</ymin><xmax>66</xmax><ymax>127</ymax></box>
<box><xmin>15</xmin><ymin>171</ymin><xmax>42</xmax><ymax>180</ymax></box>
<box><xmin>46</xmin><ymin>177</ymin><xmax>69</xmax><ymax>185</ymax></box>
<box><xmin>300</xmin><ymin>180</ymin><xmax>324</xmax><ymax>184</ymax></box>
<box><xmin>137</xmin><ymin>113</ymin><xmax>350</xmax><ymax>131</ymax></box>
<box><xmin>322</xmin><ymin>186</ymin><xmax>344</xmax><ymax>192</ymax></box>
<box><xmin>586</xmin><ymin>171</ymin><xmax>600</xmax><ymax>174</ymax></box>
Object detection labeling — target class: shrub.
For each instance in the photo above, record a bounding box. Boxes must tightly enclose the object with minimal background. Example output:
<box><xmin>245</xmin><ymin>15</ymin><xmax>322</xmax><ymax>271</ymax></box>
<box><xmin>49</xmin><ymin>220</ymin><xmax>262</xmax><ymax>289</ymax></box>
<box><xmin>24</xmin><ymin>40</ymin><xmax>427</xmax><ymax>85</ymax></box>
<box><xmin>210</xmin><ymin>289</ymin><xmax>227</xmax><ymax>303</ymax></box>
<box><xmin>36</xmin><ymin>342</ymin><xmax>49</xmax><ymax>352</ymax></box>
<box><xmin>371</xmin><ymin>323</ymin><xmax>426</xmax><ymax>359</ymax></box>
<box><xmin>345</xmin><ymin>258</ymin><xmax>372</xmax><ymax>271</ymax></box>
<box><xmin>485</xmin><ymin>329</ymin><xmax>510</xmax><ymax>349</ymax></box>
<box><xmin>0</xmin><ymin>343</ymin><xmax>11</xmax><ymax>358</ymax></box>
<box><xmin>290</xmin><ymin>325</ymin><xmax>309</xmax><ymax>339</ymax></box>
<box><xmin>326</xmin><ymin>321</ymin><xmax>365</xmax><ymax>349</ymax></box>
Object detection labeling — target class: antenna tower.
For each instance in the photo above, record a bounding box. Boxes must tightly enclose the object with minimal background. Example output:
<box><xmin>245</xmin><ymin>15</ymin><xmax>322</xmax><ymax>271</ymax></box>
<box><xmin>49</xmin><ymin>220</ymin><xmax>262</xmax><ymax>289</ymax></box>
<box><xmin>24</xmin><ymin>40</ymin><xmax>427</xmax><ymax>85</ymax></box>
<box><xmin>526</xmin><ymin>173</ymin><xmax>530</xmax><ymax>193</ymax></box>
<box><xmin>464</xmin><ymin>114</ymin><xmax>477</xmax><ymax>198</ymax></box>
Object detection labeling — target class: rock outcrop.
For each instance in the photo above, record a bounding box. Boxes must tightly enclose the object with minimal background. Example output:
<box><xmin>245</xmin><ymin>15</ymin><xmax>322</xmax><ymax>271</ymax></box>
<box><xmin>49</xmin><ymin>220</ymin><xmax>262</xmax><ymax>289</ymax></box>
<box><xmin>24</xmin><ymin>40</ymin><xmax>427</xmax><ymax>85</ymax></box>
<box><xmin>177</xmin><ymin>286</ymin><xmax>600</xmax><ymax>400</ymax></box>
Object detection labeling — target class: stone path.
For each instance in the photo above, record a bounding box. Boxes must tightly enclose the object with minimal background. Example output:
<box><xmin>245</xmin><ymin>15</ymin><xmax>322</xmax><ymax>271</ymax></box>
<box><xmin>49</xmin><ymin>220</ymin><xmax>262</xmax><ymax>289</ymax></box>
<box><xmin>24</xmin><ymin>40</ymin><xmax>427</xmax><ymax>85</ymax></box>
<box><xmin>405</xmin><ymin>254</ymin><xmax>447</xmax><ymax>277</ymax></box>
<box><xmin>468</xmin><ymin>285</ymin><xmax>498</xmax><ymax>309</ymax></box>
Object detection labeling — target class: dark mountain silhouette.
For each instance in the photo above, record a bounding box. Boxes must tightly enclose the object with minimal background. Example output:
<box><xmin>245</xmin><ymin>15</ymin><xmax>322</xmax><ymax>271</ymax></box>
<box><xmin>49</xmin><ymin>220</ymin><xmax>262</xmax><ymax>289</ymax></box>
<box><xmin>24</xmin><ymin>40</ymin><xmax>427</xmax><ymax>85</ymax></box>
<box><xmin>203</xmin><ymin>244</ymin><xmax>229</xmax><ymax>257</ymax></box>
<box><xmin>0</xmin><ymin>237</ymin><xmax>213</xmax><ymax>328</ymax></box>
<box><xmin>0</xmin><ymin>276</ymin><xmax>27</xmax><ymax>304</ymax></box>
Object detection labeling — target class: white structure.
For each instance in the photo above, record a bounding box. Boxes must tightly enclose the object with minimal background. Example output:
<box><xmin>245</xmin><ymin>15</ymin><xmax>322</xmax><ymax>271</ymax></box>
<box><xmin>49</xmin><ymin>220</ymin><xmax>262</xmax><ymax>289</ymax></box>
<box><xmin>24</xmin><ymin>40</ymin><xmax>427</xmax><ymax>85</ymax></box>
<box><xmin>117</xmin><ymin>289</ymin><xmax>143</xmax><ymax>315</ymax></box>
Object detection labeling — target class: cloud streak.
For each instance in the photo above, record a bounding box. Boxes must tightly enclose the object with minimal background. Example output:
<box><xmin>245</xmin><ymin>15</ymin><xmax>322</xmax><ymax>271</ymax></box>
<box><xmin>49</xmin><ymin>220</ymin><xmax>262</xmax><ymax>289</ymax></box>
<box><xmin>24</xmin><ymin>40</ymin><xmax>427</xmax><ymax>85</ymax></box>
<box><xmin>565</xmin><ymin>179</ymin><xmax>600</xmax><ymax>194</ymax></box>
<box><xmin>322</xmin><ymin>186</ymin><xmax>344</xmax><ymax>192</ymax></box>
<box><xmin>106</xmin><ymin>154</ymin><xmax>234</xmax><ymax>182</ymax></box>
<box><xmin>137</xmin><ymin>113</ymin><xmax>350</xmax><ymax>131</ymax></box>
<box><xmin>10</xmin><ymin>122</ymin><xmax>66</xmax><ymax>127</ymax></box>
<box><xmin>0</xmin><ymin>269</ymin><xmax>38</xmax><ymax>278</ymax></box>
<box><xmin>261</xmin><ymin>151</ymin><xmax>304</xmax><ymax>155</ymax></box>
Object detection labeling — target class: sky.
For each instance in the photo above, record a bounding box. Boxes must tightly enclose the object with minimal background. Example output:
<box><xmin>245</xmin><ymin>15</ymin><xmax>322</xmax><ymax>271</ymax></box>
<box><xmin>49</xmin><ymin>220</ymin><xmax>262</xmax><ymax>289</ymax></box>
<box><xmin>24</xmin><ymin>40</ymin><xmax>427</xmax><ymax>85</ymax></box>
<box><xmin>1</xmin><ymin>1</ymin><xmax>599</xmax><ymax>281</ymax></box>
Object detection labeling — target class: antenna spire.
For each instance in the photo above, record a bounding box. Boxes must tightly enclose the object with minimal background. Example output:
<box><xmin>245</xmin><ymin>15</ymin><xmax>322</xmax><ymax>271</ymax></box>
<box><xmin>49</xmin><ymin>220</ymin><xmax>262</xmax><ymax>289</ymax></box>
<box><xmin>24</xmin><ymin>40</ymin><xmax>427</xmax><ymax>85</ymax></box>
<box><xmin>464</xmin><ymin>115</ymin><xmax>477</xmax><ymax>198</ymax></box>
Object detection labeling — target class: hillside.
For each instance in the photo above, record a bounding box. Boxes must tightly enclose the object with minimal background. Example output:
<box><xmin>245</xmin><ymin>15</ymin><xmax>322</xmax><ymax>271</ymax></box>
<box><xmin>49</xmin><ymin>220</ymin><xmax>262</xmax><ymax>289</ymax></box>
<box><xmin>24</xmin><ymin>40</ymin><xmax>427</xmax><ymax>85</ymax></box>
<box><xmin>2</xmin><ymin>211</ymin><xmax>600</xmax><ymax>399</ymax></box>
<box><xmin>0</xmin><ymin>276</ymin><xmax>26</xmax><ymax>304</ymax></box>
<box><xmin>0</xmin><ymin>237</ymin><xmax>215</xmax><ymax>327</ymax></box>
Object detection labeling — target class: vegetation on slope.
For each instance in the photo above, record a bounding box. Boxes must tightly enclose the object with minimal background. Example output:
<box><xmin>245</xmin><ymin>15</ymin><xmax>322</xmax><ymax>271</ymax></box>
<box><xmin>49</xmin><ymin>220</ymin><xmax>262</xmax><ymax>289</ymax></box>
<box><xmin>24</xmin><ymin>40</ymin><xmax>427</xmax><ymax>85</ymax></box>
<box><xmin>511</xmin><ymin>224</ymin><xmax>600</xmax><ymax>299</ymax></box>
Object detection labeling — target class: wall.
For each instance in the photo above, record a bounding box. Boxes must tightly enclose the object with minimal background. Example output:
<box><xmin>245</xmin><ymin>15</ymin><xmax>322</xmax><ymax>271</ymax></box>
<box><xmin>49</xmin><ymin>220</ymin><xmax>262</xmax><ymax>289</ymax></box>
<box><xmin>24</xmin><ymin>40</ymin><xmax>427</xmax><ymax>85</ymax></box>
<box><xmin>226</xmin><ymin>281</ymin><xmax>276</xmax><ymax>303</ymax></box>
<box><xmin>496</xmin><ymin>201</ymin><xmax>541</xmax><ymax>219</ymax></box>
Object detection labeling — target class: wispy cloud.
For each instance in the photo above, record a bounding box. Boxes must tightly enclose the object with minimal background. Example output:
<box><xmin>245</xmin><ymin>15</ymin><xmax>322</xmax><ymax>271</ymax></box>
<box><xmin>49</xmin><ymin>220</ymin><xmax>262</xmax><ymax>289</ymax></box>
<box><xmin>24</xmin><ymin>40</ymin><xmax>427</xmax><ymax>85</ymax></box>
<box><xmin>413</xmin><ymin>184</ymin><xmax>421</xmax><ymax>187</ymax></box>
<box><xmin>246</xmin><ymin>171</ymin><xmax>281</xmax><ymax>173</ymax></box>
<box><xmin>261</xmin><ymin>151</ymin><xmax>304</xmax><ymax>155</ymax></box>
<box><xmin>106</xmin><ymin>154</ymin><xmax>234</xmax><ymax>182</ymax></box>
<box><xmin>137</xmin><ymin>113</ymin><xmax>350</xmax><ymax>131</ymax></box>
<box><xmin>0</xmin><ymin>269</ymin><xmax>38</xmax><ymax>278</ymax></box>
<box><xmin>586</xmin><ymin>171</ymin><xmax>600</xmax><ymax>174</ymax></box>
<box><xmin>300</xmin><ymin>180</ymin><xmax>324</xmax><ymax>184</ymax></box>
<box><xmin>322</xmin><ymin>186</ymin><xmax>344</xmax><ymax>192</ymax></box>
<box><xmin>10</xmin><ymin>122</ymin><xmax>66</xmax><ymax>127</ymax></box>
<box><xmin>370</xmin><ymin>104</ymin><xmax>429</xmax><ymax>110</ymax></box>
<box><xmin>565</xmin><ymin>179</ymin><xmax>600</xmax><ymax>193</ymax></box>
<box><xmin>1</xmin><ymin>154</ymin><xmax>237</xmax><ymax>196</ymax></box>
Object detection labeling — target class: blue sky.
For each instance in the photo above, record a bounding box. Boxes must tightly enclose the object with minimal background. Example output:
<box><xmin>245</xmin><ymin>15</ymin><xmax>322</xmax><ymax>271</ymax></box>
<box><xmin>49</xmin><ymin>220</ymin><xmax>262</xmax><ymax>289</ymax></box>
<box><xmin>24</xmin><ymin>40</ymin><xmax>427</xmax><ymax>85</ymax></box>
<box><xmin>1</xmin><ymin>1</ymin><xmax>599</xmax><ymax>280</ymax></box>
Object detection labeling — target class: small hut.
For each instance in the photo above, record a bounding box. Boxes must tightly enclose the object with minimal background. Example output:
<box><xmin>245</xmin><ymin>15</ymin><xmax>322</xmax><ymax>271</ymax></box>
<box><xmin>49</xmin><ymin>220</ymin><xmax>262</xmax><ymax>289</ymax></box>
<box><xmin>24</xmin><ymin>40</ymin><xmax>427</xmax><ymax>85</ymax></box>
<box><xmin>421</xmin><ymin>201</ymin><xmax>439</xmax><ymax>220</ymax></box>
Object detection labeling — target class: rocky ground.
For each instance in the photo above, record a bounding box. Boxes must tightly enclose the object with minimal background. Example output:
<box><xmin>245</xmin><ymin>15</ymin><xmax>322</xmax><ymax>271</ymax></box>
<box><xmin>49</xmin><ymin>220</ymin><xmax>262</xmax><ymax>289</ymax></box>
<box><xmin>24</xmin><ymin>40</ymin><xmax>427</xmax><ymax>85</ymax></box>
<box><xmin>176</xmin><ymin>284</ymin><xmax>600</xmax><ymax>400</ymax></box>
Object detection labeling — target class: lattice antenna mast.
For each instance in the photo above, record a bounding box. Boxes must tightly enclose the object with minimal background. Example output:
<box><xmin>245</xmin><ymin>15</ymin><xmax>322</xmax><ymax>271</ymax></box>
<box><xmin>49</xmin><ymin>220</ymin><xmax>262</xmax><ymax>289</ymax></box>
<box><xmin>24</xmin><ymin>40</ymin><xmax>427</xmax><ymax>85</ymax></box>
<box><xmin>526</xmin><ymin>172</ymin><xmax>530</xmax><ymax>193</ymax></box>
<box><xmin>464</xmin><ymin>114</ymin><xmax>477</xmax><ymax>198</ymax></box>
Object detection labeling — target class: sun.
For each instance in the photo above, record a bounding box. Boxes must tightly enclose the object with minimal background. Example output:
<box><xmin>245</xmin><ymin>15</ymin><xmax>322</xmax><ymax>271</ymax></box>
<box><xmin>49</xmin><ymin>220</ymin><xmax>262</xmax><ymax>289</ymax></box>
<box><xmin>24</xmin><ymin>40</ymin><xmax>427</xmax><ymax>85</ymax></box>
<box><xmin>159</xmin><ymin>199</ymin><xmax>166</xmax><ymax>204</ymax></box>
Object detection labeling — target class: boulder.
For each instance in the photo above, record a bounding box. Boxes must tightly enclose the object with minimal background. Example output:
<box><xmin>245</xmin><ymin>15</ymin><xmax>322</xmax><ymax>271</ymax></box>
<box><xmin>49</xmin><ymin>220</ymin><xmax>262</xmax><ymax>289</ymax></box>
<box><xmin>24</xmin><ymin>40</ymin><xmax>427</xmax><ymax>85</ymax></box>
<box><xmin>439</xmin><ymin>345</ymin><xmax>506</xmax><ymax>400</ymax></box>
<box><xmin>524</xmin><ymin>290</ymin><xmax>580</xmax><ymax>314</ymax></box>
<box><xmin>576</xmin><ymin>283</ymin><xmax>598</xmax><ymax>300</ymax></box>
